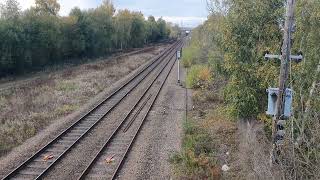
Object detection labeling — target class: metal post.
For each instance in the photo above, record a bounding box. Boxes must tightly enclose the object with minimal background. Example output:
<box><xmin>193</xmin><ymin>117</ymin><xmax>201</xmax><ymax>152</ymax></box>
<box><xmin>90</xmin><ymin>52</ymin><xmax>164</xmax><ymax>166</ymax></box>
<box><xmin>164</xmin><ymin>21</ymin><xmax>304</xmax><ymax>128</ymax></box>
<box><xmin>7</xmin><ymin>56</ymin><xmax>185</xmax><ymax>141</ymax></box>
<box><xmin>178</xmin><ymin>59</ymin><xmax>180</xmax><ymax>84</ymax></box>
<box><xmin>177</xmin><ymin>50</ymin><xmax>181</xmax><ymax>84</ymax></box>
<box><xmin>185</xmin><ymin>68</ymin><xmax>188</xmax><ymax>122</ymax></box>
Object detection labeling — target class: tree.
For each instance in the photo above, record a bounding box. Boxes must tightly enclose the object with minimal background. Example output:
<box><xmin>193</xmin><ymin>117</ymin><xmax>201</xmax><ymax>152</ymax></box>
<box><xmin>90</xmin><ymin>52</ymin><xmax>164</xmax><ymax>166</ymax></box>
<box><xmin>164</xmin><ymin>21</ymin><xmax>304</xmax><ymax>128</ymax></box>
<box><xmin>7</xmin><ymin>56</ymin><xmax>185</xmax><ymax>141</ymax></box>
<box><xmin>0</xmin><ymin>0</ymin><xmax>176</xmax><ymax>77</ymax></box>
<box><xmin>146</xmin><ymin>16</ymin><xmax>159</xmax><ymax>42</ymax></box>
<box><xmin>220</xmin><ymin>0</ymin><xmax>283</xmax><ymax>118</ymax></box>
<box><xmin>114</xmin><ymin>9</ymin><xmax>132</xmax><ymax>49</ymax></box>
<box><xmin>100</xmin><ymin>0</ymin><xmax>115</xmax><ymax>16</ymax></box>
<box><xmin>0</xmin><ymin>0</ymin><xmax>25</xmax><ymax>75</ymax></box>
<box><xmin>157</xmin><ymin>18</ymin><xmax>168</xmax><ymax>39</ymax></box>
<box><xmin>35</xmin><ymin>0</ymin><xmax>60</xmax><ymax>16</ymax></box>
<box><xmin>168</xmin><ymin>23</ymin><xmax>180</xmax><ymax>39</ymax></box>
<box><xmin>0</xmin><ymin>0</ymin><xmax>20</xmax><ymax>20</ymax></box>
<box><xmin>130</xmin><ymin>12</ymin><xmax>146</xmax><ymax>47</ymax></box>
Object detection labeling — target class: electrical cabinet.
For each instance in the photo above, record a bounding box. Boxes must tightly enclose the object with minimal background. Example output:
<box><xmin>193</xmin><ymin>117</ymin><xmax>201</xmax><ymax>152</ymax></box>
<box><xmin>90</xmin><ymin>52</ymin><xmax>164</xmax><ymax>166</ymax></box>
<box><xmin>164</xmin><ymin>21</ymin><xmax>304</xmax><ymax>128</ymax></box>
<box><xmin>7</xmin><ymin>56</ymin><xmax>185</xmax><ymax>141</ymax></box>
<box><xmin>266</xmin><ymin>88</ymin><xmax>293</xmax><ymax>118</ymax></box>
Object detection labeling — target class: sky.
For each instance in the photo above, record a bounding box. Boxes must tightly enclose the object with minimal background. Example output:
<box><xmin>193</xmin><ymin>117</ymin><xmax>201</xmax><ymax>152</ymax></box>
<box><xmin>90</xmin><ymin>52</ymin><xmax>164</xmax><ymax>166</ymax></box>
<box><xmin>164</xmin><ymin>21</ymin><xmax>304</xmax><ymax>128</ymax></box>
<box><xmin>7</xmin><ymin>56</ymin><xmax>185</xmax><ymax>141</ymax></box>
<box><xmin>0</xmin><ymin>0</ymin><xmax>208</xmax><ymax>27</ymax></box>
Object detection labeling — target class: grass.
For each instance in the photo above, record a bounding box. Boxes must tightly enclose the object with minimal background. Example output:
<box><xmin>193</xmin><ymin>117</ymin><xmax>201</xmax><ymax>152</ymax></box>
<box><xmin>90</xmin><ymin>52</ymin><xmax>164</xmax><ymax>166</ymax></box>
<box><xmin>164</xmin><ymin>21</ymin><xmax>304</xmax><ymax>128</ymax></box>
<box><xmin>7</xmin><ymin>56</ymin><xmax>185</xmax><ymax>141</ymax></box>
<box><xmin>0</xmin><ymin>47</ymin><xmax>160</xmax><ymax>156</ymax></box>
<box><xmin>0</xmin><ymin>96</ymin><xmax>7</xmax><ymax>111</ymax></box>
<box><xmin>57</xmin><ymin>81</ymin><xmax>78</xmax><ymax>92</ymax></box>
<box><xmin>0</xmin><ymin>121</ymin><xmax>37</xmax><ymax>154</ymax></box>
<box><xmin>170</xmin><ymin>120</ymin><xmax>220</xmax><ymax>179</ymax></box>
<box><xmin>170</xmin><ymin>88</ymin><xmax>237</xmax><ymax>180</ymax></box>
<box><xmin>56</xmin><ymin>104</ymin><xmax>79</xmax><ymax>115</ymax></box>
<box><xmin>186</xmin><ymin>65</ymin><xmax>213</xmax><ymax>89</ymax></box>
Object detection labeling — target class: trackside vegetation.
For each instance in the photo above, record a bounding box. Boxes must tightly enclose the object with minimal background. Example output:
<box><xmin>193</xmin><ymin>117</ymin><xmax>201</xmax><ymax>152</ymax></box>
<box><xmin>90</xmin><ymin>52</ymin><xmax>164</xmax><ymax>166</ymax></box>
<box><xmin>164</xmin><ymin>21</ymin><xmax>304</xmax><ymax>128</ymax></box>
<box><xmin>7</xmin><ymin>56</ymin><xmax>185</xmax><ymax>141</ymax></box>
<box><xmin>172</xmin><ymin>0</ymin><xmax>320</xmax><ymax>179</ymax></box>
<box><xmin>0</xmin><ymin>0</ymin><xmax>180</xmax><ymax>77</ymax></box>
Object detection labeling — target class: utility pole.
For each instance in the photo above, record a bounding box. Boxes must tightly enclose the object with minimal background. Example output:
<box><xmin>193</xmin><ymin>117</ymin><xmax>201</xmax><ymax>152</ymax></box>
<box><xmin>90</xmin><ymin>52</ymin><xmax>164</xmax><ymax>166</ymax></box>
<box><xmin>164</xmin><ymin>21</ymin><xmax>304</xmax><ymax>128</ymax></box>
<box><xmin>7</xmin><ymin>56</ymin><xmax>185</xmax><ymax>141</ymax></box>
<box><xmin>276</xmin><ymin>0</ymin><xmax>295</xmax><ymax>120</ymax></box>
<box><xmin>273</xmin><ymin>0</ymin><xmax>296</xmax><ymax>157</ymax></box>
<box><xmin>265</xmin><ymin>0</ymin><xmax>302</xmax><ymax>163</ymax></box>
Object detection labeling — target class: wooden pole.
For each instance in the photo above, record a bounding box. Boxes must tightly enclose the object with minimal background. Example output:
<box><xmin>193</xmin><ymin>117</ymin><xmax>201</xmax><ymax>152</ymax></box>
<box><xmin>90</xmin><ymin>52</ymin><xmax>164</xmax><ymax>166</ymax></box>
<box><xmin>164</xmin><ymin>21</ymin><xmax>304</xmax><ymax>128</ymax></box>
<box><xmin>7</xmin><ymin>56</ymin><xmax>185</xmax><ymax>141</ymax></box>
<box><xmin>276</xmin><ymin>0</ymin><xmax>295</xmax><ymax>119</ymax></box>
<box><xmin>274</xmin><ymin>0</ymin><xmax>295</xmax><ymax>147</ymax></box>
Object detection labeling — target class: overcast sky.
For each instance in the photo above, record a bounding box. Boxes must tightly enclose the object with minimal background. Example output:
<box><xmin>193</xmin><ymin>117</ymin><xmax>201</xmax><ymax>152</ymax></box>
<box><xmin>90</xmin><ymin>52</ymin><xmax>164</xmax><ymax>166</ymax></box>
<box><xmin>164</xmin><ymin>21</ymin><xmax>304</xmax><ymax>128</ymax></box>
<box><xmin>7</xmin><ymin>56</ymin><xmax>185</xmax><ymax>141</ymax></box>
<box><xmin>0</xmin><ymin>0</ymin><xmax>208</xmax><ymax>27</ymax></box>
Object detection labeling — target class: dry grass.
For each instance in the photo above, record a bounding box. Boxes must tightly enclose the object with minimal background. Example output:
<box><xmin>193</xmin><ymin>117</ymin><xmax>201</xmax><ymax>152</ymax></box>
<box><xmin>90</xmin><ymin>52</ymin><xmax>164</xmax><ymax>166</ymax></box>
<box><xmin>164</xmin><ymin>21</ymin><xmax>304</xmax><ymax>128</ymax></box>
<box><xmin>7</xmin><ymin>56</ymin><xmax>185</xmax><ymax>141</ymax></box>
<box><xmin>170</xmin><ymin>83</ymin><xmax>237</xmax><ymax>179</ymax></box>
<box><xmin>224</xmin><ymin>120</ymin><xmax>274</xmax><ymax>180</ymax></box>
<box><xmin>0</xmin><ymin>46</ymin><xmax>165</xmax><ymax>156</ymax></box>
<box><xmin>171</xmin><ymin>77</ymin><xmax>275</xmax><ymax>180</ymax></box>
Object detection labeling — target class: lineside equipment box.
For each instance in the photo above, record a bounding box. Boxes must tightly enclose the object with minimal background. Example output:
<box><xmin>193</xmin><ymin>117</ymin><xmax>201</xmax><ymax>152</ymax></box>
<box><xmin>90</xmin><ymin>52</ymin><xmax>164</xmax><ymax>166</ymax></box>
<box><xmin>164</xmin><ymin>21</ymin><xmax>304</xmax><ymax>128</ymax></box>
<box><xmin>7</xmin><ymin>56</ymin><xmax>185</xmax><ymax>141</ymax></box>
<box><xmin>266</xmin><ymin>88</ymin><xmax>293</xmax><ymax>118</ymax></box>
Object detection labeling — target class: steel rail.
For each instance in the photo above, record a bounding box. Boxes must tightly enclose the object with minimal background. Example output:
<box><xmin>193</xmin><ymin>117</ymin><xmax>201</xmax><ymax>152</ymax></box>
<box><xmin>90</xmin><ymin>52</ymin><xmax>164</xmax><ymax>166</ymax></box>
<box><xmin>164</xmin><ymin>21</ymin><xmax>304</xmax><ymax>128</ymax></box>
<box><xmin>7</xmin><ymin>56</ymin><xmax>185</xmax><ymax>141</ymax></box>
<box><xmin>78</xmin><ymin>42</ymin><xmax>183</xmax><ymax>180</ymax></box>
<box><xmin>111</xmin><ymin>44</ymin><xmax>180</xmax><ymax>180</ymax></box>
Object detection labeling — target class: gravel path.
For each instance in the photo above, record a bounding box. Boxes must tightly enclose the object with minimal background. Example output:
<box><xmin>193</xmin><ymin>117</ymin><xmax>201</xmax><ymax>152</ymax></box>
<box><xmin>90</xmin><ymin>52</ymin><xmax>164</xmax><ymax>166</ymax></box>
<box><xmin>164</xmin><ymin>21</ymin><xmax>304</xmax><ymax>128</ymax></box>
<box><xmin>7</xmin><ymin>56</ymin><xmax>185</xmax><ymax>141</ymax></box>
<box><xmin>117</xmin><ymin>60</ymin><xmax>191</xmax><ymax>180</ymax></box>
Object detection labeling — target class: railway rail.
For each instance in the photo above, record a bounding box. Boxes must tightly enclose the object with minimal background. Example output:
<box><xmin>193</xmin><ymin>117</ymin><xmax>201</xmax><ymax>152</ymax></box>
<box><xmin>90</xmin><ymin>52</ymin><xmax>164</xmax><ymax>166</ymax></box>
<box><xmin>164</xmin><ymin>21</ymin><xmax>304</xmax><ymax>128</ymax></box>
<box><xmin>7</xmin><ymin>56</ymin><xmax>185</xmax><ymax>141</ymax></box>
<box><xmin>79</xmin><ymin>40</ymin><xmax>182</xmax><ymax>180</ymax></box>
<box><xmin>2</xmin><ymin>40</ymin><xmax>183</xmax><ymax>180</ymax></box>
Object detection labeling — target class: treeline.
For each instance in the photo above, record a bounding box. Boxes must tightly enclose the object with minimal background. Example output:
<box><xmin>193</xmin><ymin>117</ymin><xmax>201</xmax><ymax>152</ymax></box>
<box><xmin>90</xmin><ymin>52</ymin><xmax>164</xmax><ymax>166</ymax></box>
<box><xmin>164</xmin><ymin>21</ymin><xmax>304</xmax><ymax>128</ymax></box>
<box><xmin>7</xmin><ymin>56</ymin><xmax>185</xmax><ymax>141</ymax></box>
<box><xmin>184</xmin><ymin>0</ymin><xmax>320</xmax><ymax>178</ymax></box>
<box><xmin>0</xmin><ymin>0</ymin><xmax>180</xmax><ymax>77</ymax></box>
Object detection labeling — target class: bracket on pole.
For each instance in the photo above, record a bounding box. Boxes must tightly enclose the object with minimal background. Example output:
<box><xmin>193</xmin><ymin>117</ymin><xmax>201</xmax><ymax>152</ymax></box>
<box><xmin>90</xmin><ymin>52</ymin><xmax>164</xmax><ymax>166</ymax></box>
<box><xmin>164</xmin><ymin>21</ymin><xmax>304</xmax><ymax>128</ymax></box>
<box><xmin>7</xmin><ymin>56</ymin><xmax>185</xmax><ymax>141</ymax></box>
<box><xmin>264</xmin><ymin>53</ymin><xmax>303</xmax><ymax>63</ymax></box>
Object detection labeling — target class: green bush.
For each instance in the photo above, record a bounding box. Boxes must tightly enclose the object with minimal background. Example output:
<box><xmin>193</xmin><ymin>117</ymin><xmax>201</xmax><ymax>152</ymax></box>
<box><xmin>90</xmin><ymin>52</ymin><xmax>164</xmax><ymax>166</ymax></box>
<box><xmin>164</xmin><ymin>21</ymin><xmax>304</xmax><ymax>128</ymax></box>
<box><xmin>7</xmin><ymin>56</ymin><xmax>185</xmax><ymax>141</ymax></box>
<box><xmin>182</xmin><ymin>46</ymin><xmax>200</xmax><ymax>68</ymax></box>
<box><xmin>186</xmin><ymin>65</ymin><xmax>213</xmax><ymax>89</ymax></box>
<box><xmin>170</xmin><ymin>120</ymin><xmax>217</xmax><ymax>179</ymax></box>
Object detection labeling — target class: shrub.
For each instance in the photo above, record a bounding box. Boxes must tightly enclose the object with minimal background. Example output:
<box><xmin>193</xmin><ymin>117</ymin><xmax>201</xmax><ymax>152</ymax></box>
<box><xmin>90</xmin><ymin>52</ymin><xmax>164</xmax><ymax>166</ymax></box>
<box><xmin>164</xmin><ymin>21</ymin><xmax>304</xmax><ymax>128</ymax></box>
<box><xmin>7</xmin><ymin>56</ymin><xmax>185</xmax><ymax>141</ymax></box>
<box><xmin>186</xmin><ymin>65</ymin><xmax>213</xmax><ymax>89</ymax></box>
<box><xmin>181</xmin><ymin>46</ymin><xmax>200</xmax><ymax>68</ymax></box>
<box><xmin>170</xmin><ymin>120</ymin><xmax>218</xmax><ymax>179</ymax></box>
<box><xmin>0</xmin><ymin>121</ymin><xmax>37</xmax><ymax>154</ymax></box>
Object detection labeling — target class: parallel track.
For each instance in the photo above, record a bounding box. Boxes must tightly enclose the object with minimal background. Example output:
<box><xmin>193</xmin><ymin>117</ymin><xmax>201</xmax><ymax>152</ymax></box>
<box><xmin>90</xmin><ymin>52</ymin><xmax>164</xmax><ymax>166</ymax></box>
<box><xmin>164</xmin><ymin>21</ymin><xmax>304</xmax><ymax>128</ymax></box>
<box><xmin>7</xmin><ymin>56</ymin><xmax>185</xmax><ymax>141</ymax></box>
<box><xmin>78</xmin><ymin>41</ymin><xmax>183</xmax><ymax>180</ymax></box>
<box><xmin>2</xmin><ymin>40</ymin><xmax>182</xmax><ymax>180</ymax></box>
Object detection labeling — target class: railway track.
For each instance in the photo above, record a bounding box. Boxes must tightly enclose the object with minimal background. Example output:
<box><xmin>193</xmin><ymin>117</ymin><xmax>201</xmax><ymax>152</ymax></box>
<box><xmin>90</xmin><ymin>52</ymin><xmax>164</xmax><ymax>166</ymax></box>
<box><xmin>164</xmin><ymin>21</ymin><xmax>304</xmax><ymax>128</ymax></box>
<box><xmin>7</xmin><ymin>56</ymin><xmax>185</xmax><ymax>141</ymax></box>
<box><xmin>2</xmin><ymin>40</ymin><xmax>183</xmax><ymax>180</ymax></box>
<box><xmin>78</xmin><ymin>40</ymin><xmax>182</xmax><ymax>180</ymax></box>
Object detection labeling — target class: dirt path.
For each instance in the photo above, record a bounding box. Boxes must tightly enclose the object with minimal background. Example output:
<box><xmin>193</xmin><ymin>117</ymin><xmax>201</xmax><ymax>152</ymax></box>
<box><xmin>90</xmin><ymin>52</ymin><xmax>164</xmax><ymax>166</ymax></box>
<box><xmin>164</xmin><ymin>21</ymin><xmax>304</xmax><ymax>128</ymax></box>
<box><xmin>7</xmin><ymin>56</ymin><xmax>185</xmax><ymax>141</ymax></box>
<box><xmin>228</xmin><ymin>120</ymin><xmax>274</xmax><ymax>180</ymax></box>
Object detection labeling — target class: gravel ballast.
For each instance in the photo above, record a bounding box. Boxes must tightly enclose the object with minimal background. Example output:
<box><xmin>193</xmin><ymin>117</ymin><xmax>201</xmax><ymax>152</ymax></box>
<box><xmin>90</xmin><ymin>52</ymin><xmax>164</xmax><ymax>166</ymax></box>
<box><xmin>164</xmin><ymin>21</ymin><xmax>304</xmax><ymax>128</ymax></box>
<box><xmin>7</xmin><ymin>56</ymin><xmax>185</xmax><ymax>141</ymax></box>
<box><xmin>117</xmin><ymin>59</ymin><xmax>191</xmax><ymax>179</ymax></box>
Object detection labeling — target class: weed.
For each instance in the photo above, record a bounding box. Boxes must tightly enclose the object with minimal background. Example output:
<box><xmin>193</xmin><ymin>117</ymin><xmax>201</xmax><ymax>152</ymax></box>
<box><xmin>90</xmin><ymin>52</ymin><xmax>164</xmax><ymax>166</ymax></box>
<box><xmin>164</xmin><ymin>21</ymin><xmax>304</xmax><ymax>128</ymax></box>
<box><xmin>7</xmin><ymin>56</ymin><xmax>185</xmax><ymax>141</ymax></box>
<box><xmin>0</xmin><ymin>121</ymin><xmax>37</xmax><ymax>154</ymax></box>
<box><xmin>257</xmin><ymin>113</ymin><xmax>272</xmax><ymax>138</ymax></box>
<box><xmin>170</xmin><ymin>119</ymin><xmax>220</xmax><ymax>179</ymax></box>
<box><xmin>56</xmin><ymin>104</ymin><xmax>78</xmax><ymax>115</ymax></box>
<box><xmin>57</xmin><ymin>81</ymin><xmax>78</xmax><ymax>92</ymax></box>
<box><xmin>181</xmin><ymin>46</ymin><xmax>200</xmax><ymax>68</ymax></box>
<box><xmin>186</xmin><ymin>65</ymin><xmax>213</xmax><ymax>89</ymax></box>
<box><xmin>0</xmin><ymin>96</ymin><xmax>7</xmax><ymax>109</ymax></box>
